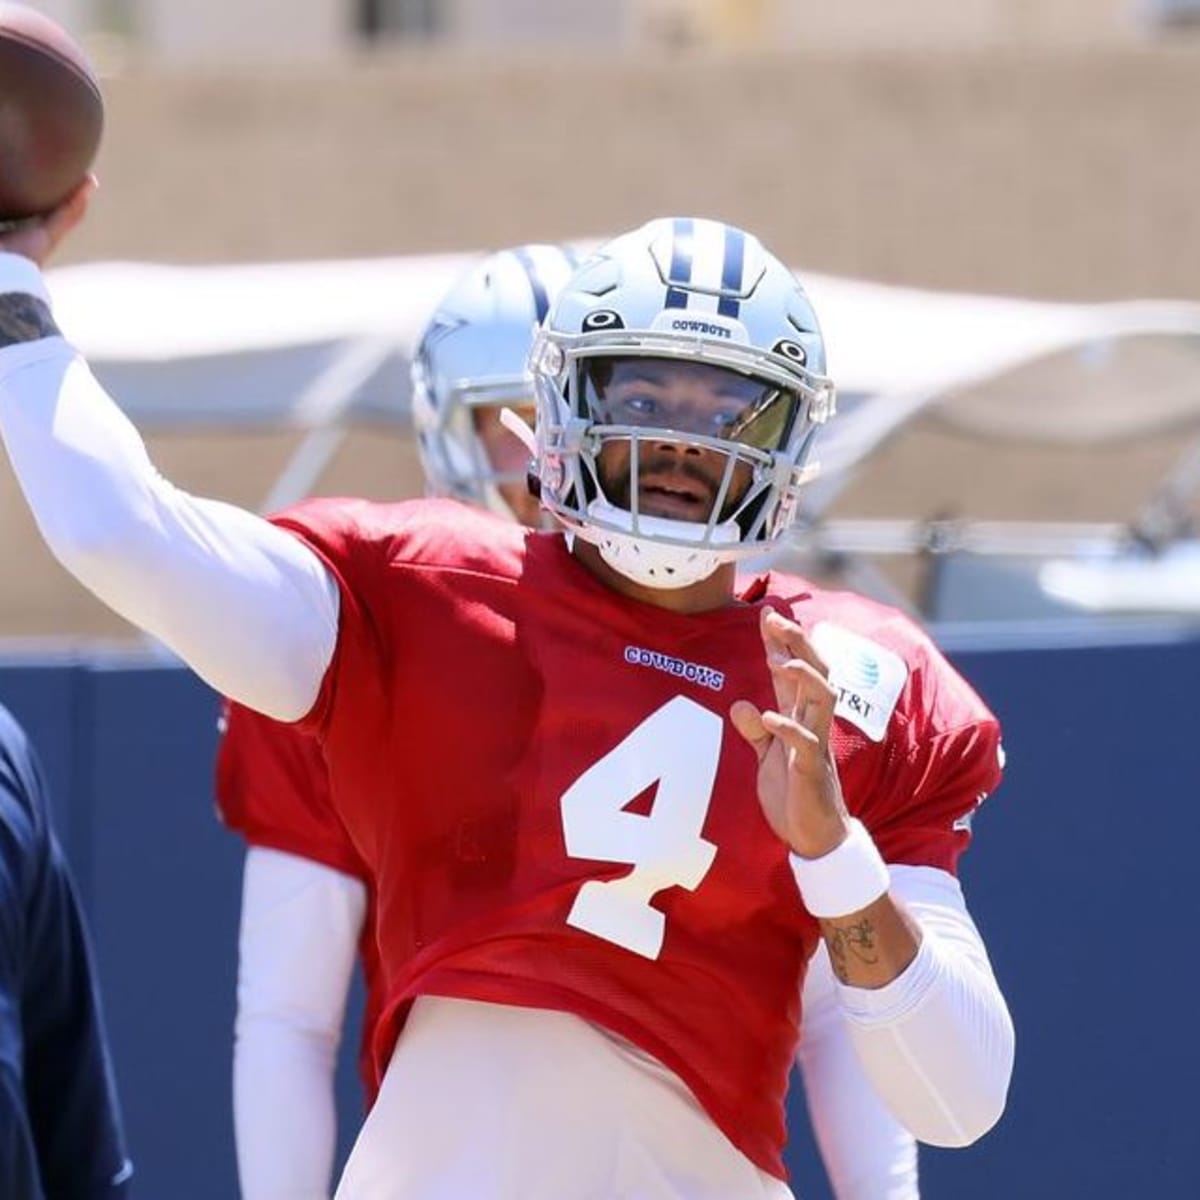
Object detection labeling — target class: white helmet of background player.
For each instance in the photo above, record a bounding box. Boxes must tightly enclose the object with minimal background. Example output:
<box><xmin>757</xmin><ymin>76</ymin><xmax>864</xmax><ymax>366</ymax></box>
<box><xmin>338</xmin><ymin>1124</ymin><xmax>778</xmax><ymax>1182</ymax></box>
<box><xmin>412</xmin><ymin>244</ymin><xmax>578</xmax><ymax>520</ymax></box>
<box><xmin>529</xmin><ymin>216</ymin><xmax>835</xmax><ymax>588</ymax></box>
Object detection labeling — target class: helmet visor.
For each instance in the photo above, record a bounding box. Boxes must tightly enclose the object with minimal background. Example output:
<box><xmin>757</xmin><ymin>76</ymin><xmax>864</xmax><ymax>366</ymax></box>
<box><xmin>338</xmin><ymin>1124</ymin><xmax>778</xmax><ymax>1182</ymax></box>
<box><xmin>582</xmin><ymin>357</ymin><xmax>799</xmax><ymax>453</ymax></box>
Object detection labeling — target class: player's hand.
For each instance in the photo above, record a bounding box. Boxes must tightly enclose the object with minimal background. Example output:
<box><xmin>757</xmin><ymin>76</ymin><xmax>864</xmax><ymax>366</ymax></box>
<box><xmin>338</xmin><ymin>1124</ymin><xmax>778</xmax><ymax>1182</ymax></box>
<box><xmin>0</xmin><ymin>175</ymin><xmax>95</xmax><ymax>266</ymax></box>
<box><xmin>730</xmin><ymin>607</ymin><xmax>852</xmax><ymax>859</ymax></box>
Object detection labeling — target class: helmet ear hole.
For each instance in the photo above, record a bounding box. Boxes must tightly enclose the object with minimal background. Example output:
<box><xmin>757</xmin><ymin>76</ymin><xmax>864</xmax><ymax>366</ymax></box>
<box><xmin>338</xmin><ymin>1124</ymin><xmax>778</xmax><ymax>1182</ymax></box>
<box><xmin>583</xmin><ymin>309</ymin><xmax>624</xmax><ymax>332</ymax></box>
<box><xmin>773</xmin><ymin>339</ymin><xmax>807</xmax><ymax>366</ymax></box>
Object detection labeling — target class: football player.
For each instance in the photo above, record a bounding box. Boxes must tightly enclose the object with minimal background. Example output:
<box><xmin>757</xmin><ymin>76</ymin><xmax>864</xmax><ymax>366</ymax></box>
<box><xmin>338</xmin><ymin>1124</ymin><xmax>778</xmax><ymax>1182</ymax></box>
<box><xmin>0</xmin><ymin>196</ymin><xmax>1013</xmax><ymax>1200</ymax></box>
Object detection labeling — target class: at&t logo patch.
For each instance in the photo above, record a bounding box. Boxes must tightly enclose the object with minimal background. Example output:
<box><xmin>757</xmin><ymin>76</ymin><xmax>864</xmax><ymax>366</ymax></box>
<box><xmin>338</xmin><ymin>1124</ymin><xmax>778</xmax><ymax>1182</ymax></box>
<box><xmin>810</xmin><ymin>623</ymin><xmax>908</xmax><ymax>742</ymax></box>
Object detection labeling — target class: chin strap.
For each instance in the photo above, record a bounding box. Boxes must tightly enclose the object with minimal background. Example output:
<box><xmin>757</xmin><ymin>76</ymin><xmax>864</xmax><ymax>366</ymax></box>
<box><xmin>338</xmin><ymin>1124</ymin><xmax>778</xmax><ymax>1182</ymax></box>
<box><xmin>583</xmin><ymin>498</ymin><xmax>741</xmax><ymax>589</ymax></box>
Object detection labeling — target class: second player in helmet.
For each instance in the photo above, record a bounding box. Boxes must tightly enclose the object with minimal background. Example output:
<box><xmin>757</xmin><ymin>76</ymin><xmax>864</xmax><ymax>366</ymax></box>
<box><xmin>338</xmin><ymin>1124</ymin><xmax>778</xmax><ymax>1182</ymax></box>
<box><xmin>217</xmin><ymin>243</ymin><xmax>578</xmax><ymax>1199</ymax></box>
<box><xmin>411</xmin><ymin>243</ymin><xmax>579</xmax><ymax>526</ymax></box>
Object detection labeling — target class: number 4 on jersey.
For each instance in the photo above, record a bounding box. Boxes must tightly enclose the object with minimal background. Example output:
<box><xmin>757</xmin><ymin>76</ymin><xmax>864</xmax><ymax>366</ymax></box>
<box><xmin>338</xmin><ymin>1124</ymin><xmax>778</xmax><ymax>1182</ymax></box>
<box><xmin>561</xmin><ymin>695</ymin><xmax>721</xmax><ymax>960</ymax></box>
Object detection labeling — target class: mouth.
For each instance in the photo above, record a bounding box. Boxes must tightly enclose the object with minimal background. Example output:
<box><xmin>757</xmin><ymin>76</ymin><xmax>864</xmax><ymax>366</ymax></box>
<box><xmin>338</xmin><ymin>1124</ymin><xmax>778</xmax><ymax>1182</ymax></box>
<box><xmin>637</xmin><ymin>472</ymin><xmax>715</xmax><ymax>522</ymax></box>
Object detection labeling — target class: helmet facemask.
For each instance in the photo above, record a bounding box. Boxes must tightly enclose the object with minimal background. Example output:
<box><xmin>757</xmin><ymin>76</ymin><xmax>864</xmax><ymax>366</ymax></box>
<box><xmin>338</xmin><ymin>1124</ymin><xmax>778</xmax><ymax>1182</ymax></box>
<box><xmin>530</xmin><ymin>218</ymin><xmax>836</xmax><ymax>587</ymax></box>
<box><xmin>411</xmin><ymin>359</ymin><xmax>536</xmax><ymax>520</ymax></box>
<box><xmin>533</xmin><ymin>335</ymin><xmax>831</xmax><ymax>588</ymax></box>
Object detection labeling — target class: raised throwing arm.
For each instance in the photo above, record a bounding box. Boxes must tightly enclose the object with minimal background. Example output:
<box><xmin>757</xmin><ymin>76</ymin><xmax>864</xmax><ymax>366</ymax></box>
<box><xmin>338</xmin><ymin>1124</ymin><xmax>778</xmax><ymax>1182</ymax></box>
<box><xmin>0</xmin><ymin>212</ymin><xmax>339</xmax><ymax>720</ymax></box>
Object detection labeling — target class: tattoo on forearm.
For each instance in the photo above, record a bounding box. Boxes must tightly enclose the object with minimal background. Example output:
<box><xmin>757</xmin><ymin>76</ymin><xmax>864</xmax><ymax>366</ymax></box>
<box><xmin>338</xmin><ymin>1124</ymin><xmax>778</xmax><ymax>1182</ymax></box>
<box><xmin>825</xmin><ymin>918</ymin><xmax>879</xmax><ymax>983</ymax></box>
<box><xmin>0</xmin><ymin>294</ymin><xmax>60</xmax><ymax>347</ymax></box>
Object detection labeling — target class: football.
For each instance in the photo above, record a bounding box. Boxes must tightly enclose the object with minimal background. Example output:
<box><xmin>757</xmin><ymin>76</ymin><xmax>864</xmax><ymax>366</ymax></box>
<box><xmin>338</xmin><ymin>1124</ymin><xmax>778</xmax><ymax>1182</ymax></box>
<box><xmin>0</xmin><ymin>1</ymin><xmax>104</xmax><ymax>222</ymax></box>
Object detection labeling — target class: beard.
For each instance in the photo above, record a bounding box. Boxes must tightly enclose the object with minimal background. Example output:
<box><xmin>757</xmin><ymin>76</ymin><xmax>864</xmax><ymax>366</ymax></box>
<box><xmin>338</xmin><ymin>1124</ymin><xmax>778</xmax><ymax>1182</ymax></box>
<box><xmin>597</xmin><ymin>443</ymin><xmax>748</xmax><ymax>523</ymax></box>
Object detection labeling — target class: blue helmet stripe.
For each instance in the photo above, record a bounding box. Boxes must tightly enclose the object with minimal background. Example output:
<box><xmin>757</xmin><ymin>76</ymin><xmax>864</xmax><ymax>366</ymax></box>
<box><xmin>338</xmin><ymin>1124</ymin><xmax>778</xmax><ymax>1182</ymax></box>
<box><xmin>664</xmin><ymin>217</ymin><xmax>695</xmax><ymax>310</ymax></box>
<box><xmin>513</xmin><ymin>246</ymin><xmax>552</xmax><ymax>323</ymax></box>
<box><xmin>717</xmin><ymin>225</ymin><xmax>746</xmax><ymax>319</ymax></box>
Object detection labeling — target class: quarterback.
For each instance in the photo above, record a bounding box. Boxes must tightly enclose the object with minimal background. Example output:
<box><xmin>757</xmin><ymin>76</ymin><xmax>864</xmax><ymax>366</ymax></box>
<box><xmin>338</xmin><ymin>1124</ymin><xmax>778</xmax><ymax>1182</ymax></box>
<box><xmin>0</xmin><ymin>194</ymin><xmax>1012</xmax><ymax>1199</ymax></box>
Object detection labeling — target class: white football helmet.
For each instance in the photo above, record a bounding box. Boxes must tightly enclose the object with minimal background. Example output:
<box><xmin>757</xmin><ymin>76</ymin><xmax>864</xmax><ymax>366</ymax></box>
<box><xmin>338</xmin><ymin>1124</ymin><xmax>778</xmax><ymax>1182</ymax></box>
<box><xmin>411</xmin><ymin>244</ymin><xmax>578</xmax><ymax>519</ymax></box>
<box><xmin>530</xmin><ymin>217</ymin><xmax>835</xmax><ymax>588</ymax></box>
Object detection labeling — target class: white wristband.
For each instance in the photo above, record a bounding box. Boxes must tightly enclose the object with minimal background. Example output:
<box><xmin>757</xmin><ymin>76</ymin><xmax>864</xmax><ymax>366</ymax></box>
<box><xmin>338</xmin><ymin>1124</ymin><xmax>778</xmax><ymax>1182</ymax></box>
<box><xmin>789</xmin><ymin>818</ymin><xmax>890</xmax><ymax>919</ymax></box>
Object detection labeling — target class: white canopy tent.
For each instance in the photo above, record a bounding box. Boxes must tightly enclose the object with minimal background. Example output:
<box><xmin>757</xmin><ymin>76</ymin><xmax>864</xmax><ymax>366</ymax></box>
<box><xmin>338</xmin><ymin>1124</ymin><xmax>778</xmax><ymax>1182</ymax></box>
<box><xmin>43</xmin><ymin>253</ymin><xmax>1200</xmax><ymax>620</ymax></box>
<box><xmin>48</xmin><ymin>252</ymin><xmax>1200</xmax><ymax>427</ymax></box>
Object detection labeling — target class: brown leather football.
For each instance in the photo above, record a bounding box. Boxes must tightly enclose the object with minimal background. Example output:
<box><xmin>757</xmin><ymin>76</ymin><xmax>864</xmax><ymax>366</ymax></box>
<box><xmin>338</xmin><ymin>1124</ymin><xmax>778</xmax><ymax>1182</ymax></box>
<box><xmin>0</xmin><ymin>1</ymin><xmax>103</xmax><ymax>221</ymax></box>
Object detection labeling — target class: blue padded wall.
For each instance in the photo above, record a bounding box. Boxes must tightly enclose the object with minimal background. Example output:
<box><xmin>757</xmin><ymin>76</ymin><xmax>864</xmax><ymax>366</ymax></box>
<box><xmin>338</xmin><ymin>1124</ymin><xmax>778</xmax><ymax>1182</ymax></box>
<box><xmin>1</xmin><ymin>632</ymin><xmax>1196</xmax><ymax>1198</ymax></box>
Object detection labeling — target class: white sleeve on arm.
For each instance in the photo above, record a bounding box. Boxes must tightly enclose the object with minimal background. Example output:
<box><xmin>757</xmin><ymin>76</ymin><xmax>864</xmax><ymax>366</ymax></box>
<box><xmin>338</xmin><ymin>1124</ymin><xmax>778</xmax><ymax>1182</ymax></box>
<box><xmin>797</xmin><ymin>946</ymin><xmax>919</xmax><ymax>1200</ymax></box>
<box><xmin>235</xmin><ymin>846</ymin><xmax>368</xmax><ymax>1200</ymax></box>
<box><xmin>0</xmin><ymin>254</ymin><xmax>337</xmax><ymax>720</ymax></box>
<box><xmin>835</xmin><ymin>863</ymin><xmax>1015</xmax><ymax>1149</ymax></box>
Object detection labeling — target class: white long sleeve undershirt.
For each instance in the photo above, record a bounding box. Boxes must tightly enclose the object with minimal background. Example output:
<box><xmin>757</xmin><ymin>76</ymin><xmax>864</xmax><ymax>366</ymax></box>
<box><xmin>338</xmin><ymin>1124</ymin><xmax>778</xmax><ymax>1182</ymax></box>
<box><xmin>0</xmin><ymin>253</ymin><xmax>1012</xmax><ymax>1158</ymax></box>
<box><xmin>235</xmin><ymin>848</ymin><xmax>367</xmax><ymax>1200</ymax></box>
<box><xmin>798</xmin><ymin>945</ymin><xmax>919</xmax><ymax>1199</ymax></box>
<box><xmin>0</xmin><ymin>254</ymin><xmax>336</xmax><ymax>719</ymax></box>
<box><xmin>832</xmin><ymin>864</ymin><xmax>1014</xmax><ymax>1149</ymax></box>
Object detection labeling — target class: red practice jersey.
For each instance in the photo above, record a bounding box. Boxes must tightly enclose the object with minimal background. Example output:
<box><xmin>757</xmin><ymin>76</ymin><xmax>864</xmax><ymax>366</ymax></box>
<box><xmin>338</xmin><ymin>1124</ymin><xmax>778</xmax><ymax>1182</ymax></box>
<box><xmin>273</xmin><ymin>496</ymin><xmax>1003</xmax><ymax>1181</ymax></box>
<box><xmin>215</xmin><ymin>699</ymin><xmax>385</xmax><ymax>1105</ymax></box>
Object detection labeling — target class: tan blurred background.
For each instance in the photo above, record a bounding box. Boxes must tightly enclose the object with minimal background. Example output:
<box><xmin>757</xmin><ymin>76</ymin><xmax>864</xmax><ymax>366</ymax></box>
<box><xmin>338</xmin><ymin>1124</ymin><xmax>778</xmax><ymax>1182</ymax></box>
<box><xmin>5</xmin><ymin>0</ymin><xmax>1200</xmax><ymax>637</ymax></box>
